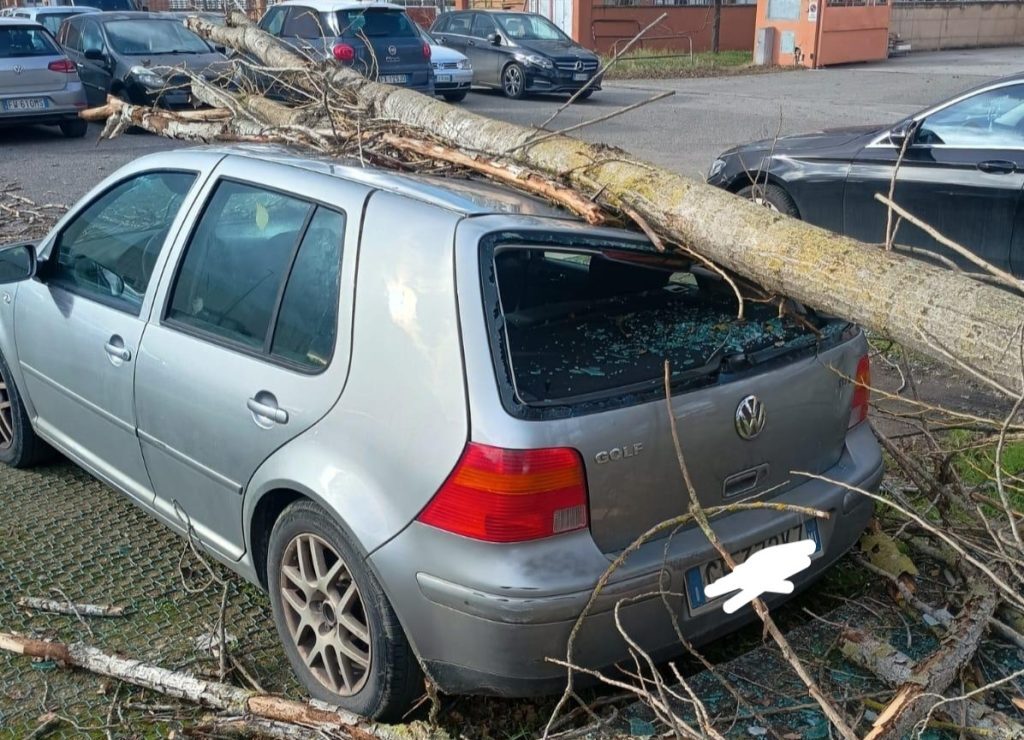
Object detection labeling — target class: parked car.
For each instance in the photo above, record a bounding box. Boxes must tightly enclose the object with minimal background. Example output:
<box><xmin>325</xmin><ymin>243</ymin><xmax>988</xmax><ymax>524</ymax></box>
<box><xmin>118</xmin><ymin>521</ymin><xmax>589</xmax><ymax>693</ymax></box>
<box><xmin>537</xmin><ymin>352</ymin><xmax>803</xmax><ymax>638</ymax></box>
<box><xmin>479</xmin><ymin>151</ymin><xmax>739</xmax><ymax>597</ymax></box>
<box><xmin>56</xmin><ymin>11</ymin><xmax>229</xmax><ymax>108</ymax></box>
<box><xmin>0</xmin><ymin>146</ymin><xmax>881</xmax><ymax>719</ymax></box>
<box><xmin>4</xmin><ymin>5</ymin><xmax>99</xmax><ymax>37</ymax></box>
<box><xmin>0</xmin><ymin>17</ymin><xmax>88</xmax><ymax>137</ymax></box>
<box><xmin>708</xmin><ymin>74</ymin><xmax>1024</xmax><ymax>275</ymax></box>
<box><xmin>419</xmin><ymin>25</ymin><xmax>471</xmax><ymax>102</ymax></box>
<box><xmin>430</xmin><ymin>10</ymin><xmax>599</xmax><ymax>99</ymax></box>
<box><xmin>256</xmin><ymin>0</ymin><xmax>433</xmax><ymax>94</ymax></box>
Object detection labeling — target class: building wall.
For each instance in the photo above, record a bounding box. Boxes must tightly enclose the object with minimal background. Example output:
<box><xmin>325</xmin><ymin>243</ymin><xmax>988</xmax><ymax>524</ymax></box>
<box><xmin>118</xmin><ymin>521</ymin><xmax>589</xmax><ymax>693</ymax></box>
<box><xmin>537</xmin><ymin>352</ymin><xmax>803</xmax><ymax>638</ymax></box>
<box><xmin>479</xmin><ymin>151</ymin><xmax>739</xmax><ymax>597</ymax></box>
<box><xmin>891</xmin><ymin>1</ymin><xmax>1024</xmax><ymax>50</ymax></box>
<box><xmin>575</xmin><ymin>4</ymin><xmax>757</xmax><ymax>53</ymax></box>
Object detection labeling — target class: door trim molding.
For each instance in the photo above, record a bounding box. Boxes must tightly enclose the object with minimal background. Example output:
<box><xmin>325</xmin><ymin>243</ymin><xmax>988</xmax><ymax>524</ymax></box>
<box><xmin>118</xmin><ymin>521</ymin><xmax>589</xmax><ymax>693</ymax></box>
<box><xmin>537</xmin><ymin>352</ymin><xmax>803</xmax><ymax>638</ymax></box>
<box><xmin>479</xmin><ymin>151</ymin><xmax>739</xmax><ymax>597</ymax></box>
<box><xmin>138</xmin><ymin>429</ymin><xmax>244</xmax><ymax>495</ymax></box>
<box><xmin>20</xmin><ymin>362</ymin><xmax>134</xmax><ymax>435</ymax></box>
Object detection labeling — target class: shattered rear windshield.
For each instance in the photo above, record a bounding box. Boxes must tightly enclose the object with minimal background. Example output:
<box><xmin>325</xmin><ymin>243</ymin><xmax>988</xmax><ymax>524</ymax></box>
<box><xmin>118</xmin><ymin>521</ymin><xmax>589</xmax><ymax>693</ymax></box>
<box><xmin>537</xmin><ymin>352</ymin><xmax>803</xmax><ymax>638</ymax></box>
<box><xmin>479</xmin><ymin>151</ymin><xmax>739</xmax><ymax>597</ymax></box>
<box><xmin>492</xmin><ymin>246</ymin><xmax>846</xmax><ymax>407</ymax></box>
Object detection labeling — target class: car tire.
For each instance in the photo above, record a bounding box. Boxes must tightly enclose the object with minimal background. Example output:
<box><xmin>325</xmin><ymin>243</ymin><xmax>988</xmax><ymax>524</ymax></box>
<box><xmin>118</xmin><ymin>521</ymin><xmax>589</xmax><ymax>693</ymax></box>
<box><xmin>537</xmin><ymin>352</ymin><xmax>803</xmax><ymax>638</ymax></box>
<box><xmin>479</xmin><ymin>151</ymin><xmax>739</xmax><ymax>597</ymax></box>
<box><xmin>737</xmin><ymin>183</ymin><xmax>799</xmax><ymax>218</ymax></box>
<box><xmin>0</xmin><ymin>350</ymin><xmax>50</xmax><ymax>469</ymax></box>
<box><xmin>501</xmin><ymin>62</ymin><xmax>526</xmax><ymax>99</ymax></box>
<box><xmin>574</xmin><ymin>89</ymin><xmax>593</xmax><ymax>100</ymax></box>
<box><xmin>442</xmin><ymin>91</ymin><xmax>468</xmax><ymax>103</ymax></box>
<box><xmin>267</xmin><ymin>499</ymin><xmax>422</xmax><ymax>721</ymax></box>
<box><xmin>59</xmin><ymin>119</ymin><xmax>88</xmax><ymax>139</ymax></box>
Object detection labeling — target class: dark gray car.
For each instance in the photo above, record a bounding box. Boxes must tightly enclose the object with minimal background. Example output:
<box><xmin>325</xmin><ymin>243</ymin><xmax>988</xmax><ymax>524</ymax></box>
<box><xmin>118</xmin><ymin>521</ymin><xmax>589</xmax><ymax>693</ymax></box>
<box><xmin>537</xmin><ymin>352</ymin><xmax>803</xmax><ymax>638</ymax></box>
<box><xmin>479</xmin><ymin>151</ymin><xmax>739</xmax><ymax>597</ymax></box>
<box><xmin>431</xmin><ymin>10</ymin><xmax>600</xmax><ymax>99</ymax></box>
<box><xmin>56</xmin><ymin>11</ymin><xmax>229</xmax><ymax>108</ymax></box>
<box><xmin>0</xmin><ymin>146</ymin><xmax>880</xmax><ymax>721</ymax></box>
<box><xmin>257</xmin><ymin>0</ymin><xmax>433</xmax><ymax>94</ymax></box>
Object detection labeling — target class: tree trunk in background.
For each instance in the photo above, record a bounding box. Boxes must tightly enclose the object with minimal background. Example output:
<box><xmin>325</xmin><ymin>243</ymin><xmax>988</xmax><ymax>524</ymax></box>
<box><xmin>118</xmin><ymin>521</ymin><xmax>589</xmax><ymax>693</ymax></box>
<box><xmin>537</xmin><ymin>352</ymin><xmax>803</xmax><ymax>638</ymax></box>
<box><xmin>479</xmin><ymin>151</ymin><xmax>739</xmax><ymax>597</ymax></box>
<box><xmin>185</xmin><ymin>13</ymin><xmax>1024</xmax><ymax>394</ymax></box>
<box><xmin>712</xmin><ymin>0</ymin><xmax>722</xmax><ymax>53</ymax></box>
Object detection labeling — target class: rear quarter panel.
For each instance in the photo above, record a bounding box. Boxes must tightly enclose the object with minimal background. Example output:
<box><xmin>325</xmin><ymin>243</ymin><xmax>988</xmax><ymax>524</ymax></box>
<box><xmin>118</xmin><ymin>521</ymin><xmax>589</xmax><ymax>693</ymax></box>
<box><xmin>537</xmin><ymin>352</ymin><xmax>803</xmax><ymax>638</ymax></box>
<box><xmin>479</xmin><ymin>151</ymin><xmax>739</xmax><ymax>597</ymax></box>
<box><xmin>243</xmin><ymin>191</ymin><xmax>469</xmax><ymax>557</ymax></box>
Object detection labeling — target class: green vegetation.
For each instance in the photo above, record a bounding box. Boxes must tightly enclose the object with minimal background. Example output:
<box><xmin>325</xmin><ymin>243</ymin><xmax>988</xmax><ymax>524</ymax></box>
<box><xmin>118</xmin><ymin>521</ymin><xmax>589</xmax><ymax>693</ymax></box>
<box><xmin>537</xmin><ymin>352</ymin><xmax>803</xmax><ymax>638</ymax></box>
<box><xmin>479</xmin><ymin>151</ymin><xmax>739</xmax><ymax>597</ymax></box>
<box><xmin>948</xmin><ymin>429</ymin><xmax>1024</xmax><ymax>513</ymax></box>
<box><xmin>602</xmin><ymin>50</ymin><xmax>778</xmax><ymax>80</ymax></box>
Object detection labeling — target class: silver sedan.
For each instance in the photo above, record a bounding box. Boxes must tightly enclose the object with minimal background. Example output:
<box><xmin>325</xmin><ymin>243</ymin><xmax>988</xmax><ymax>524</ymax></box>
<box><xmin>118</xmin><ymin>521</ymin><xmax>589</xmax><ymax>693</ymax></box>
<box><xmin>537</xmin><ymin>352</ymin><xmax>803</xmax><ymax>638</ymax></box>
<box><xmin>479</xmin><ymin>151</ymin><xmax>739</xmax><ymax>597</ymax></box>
<box><xmin>0</xmin><ymin>18</ymin><xmax>88</xmax><ymax>137</ymax></box>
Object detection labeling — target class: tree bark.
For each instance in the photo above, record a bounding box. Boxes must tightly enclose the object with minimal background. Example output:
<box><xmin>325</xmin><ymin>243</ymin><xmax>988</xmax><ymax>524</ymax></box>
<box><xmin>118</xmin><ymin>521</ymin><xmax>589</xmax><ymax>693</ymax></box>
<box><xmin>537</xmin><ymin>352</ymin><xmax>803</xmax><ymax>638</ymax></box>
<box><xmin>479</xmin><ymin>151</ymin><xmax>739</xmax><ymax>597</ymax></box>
<box><xmin>841</xmin><ymin>627</ymin><xmax>1024</xmax><ymax>739</ymax></box>
<box><xmin>177</xmin><ymin>13</ymin><xmax>1024</xmax><ymax>394</ymax></box>
<box><xmin>840</xmin><ymin>576</ymin><xmax>1001</xmax><ymax>740</ymax></box>
<box><xmin>0</xmin><ymin>632</ymin><xmax>381</xmax><ymax>739</ymax></box>
<box><xmin>711</xmin><ymin>0</ymin><xmax>722</xmax><ymax>54</ymax></box>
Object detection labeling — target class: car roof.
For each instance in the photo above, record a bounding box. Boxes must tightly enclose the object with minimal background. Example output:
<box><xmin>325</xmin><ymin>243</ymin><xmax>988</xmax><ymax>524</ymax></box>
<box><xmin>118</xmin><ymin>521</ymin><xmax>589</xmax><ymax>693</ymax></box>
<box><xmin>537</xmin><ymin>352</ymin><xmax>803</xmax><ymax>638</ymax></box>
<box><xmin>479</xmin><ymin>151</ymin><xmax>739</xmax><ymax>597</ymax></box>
<box><xmin>13</xmin><ymin>6</ymin><xmax>99</xmax><ymax>14</ymax></box>
<box><xmin>445</xmin><ymin>8</ymin><xmax>538</xmax><ymax>13</ymax></box>
<box><xmin>85</xmin><ymin>11</ymin><xmax>179</xmax><ymax>21</ymax></box>
<box><xmin>275</xmin><ymin>0</ymin><xmax>406</xmax><ymax>12</ymax></box>
<box><xmin>175</xmin><ymin>144</ymin><xmax>572</xmax><ymax>220</ymax></box>
<box><xmin>0</xmin><ymin>17</ymin><xmax>45</xmax><ymax>27</ymax></box>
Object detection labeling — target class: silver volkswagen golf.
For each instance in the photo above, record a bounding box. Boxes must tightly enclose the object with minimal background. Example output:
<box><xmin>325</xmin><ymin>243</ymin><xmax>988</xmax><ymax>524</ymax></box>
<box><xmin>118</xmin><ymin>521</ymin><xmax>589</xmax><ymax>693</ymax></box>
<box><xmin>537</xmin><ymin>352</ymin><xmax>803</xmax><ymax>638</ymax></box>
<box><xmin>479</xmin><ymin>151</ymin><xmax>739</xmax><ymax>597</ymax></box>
<box><xmin>0</xmin><ymin>146</ymin><xmax>882</xmax><ymax>720</ymax></box>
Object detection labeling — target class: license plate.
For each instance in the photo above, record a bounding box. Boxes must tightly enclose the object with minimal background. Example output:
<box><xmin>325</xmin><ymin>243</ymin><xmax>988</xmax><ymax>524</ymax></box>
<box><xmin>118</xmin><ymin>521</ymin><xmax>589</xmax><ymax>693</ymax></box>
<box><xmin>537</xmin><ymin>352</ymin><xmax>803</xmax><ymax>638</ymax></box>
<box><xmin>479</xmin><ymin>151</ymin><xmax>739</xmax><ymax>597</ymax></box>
<box><xmin>573</xmin><ymin>72</ymin><xmax>589</xmax><ymax>81</ymax></box>
<box><xmin>685</xmin><ymin>519</ymin><xmax>822</xmax><ymax>612</ymax></box>
<box><xmin>436</xmin><ymin>74</ymin><xmax>452</xmax><ymax>82</ymax></box>
<box><xmin>379</xmin><ymin>74</ymin><xmax>408</xmax><ymax>84</ymax></box>
<box><xmin>2</xmin><ymin>97</ymin><xmax>49</xmax><ymax>112</ymax></box>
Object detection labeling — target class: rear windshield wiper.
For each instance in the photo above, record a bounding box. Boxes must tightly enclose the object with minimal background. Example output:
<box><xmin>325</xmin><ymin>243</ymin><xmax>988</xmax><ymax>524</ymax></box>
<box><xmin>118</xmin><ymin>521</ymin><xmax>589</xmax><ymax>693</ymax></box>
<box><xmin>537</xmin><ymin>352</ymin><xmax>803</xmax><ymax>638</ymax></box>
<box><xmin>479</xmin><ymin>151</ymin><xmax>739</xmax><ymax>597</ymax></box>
<box><xmin>726</xmin><ymin>333</ymin><xmax>820</xmax><ymax>370</ymax></box>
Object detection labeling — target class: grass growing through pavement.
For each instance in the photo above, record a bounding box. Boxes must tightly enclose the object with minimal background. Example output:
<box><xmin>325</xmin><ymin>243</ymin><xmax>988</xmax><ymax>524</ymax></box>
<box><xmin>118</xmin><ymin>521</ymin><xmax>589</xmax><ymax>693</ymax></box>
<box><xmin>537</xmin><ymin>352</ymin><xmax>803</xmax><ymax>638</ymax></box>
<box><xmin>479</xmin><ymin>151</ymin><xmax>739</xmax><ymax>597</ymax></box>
<box><xmin>602</xmin><ymin>50</ymin><xmax>781</xmax><ymax>80</ymax></box>
<box><xmin>948</xmin><ymin>429</ymin><xmax>1024</xmax><ymax>515</ymax></box>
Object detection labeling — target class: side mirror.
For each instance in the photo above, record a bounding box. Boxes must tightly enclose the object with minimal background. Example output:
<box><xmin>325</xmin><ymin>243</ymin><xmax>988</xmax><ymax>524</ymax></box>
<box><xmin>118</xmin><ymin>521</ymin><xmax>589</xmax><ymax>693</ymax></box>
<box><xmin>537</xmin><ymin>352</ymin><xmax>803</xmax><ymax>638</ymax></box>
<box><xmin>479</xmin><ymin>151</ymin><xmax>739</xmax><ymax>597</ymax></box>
<box><xmin>889</xmin><ymin>119</ymin><xmax>919</xmax><ymax>148</ymax></box>
<box><xmin>488</xmin><ymin>32</ymin><xmax>501</xmax><ymax>45</ymax></box>
<box><xmin>0</xmin><ymin>243</ymin><xmax>37</xmax><ymax>285</ymax></box>
<box><xmin>83</xmin><ymin>47</ymin><xmax>106</xmax><ymax>61</ymax></box>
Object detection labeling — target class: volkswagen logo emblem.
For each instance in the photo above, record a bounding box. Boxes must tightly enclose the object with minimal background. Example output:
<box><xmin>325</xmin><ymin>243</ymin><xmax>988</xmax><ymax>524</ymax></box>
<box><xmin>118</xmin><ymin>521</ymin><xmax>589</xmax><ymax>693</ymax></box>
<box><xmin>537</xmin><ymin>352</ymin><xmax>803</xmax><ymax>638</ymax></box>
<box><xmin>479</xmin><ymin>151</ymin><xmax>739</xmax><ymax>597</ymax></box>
<box><xmin>12</xmin><ymin>65</ymin><xmax>24</xmax><ymax>75</ymax></box>
<box><xmin>574</xmin><ymin>59</ymin><xmax>583</xmax><ymax>71</ymax></box>
<box><xmin>735</xmin><ymin>395</ymin><xmax>766</xmax><ymax>440</ymax></box>
<box><xmin>387</xmin><ymin>45</ymin><xmax>398</xmax><ymax>56</ymax></box>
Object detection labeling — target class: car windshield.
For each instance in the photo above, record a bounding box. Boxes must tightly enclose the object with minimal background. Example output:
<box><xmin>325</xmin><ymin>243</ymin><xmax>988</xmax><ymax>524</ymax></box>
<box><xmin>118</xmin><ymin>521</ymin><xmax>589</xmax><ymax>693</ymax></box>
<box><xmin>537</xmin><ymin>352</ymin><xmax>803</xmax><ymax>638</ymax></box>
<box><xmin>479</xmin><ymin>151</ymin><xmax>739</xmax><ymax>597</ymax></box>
<box><xmin>495</xmin><ymin>13</ymin><xmax>567</xmax><ymax>41</ymax></box>
<box><xmin>336</xmin><ymin>9</ymin><xmax>418</xmax><ymax>38</ymax></box>
<box><xmin>490</xmin><ymin>247</ymin><xmax>844</xmax><ymax>406</ymax></box>
<box><xmin>0</xmin><ymin>26</ymin><xmax>60</xmax><ymax>57</ymax></box>
<box><xmin>104</xmin><ymin>20</ymin><xmax>211</xmax><ymax>54</ymax></box>
<box><xmin>36</xmin><ymin>13</ymin><xmax>81</xmax><ymax>36</ymax></box>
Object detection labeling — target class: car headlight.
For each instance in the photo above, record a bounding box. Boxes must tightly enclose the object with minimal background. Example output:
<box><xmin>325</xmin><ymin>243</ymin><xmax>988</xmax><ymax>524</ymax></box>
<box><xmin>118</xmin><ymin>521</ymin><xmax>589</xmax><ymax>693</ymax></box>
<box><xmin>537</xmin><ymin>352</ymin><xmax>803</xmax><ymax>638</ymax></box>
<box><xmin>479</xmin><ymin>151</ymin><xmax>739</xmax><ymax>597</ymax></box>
<box><xmin>130</xmin><ymin>65</ymin><xmax>164</xmax><ymax>88</ymax></box>
<box><xmin>516</xmin><ymin>53</ymin><xmax>552</xmax><ymax>69</ymax></box>
<box><xmin>707</xmin><ymin>157</ymin><xmax>727</xmax><ymax>180</ymax></box>
<box><xmin>457</xmin><ymin>58</ymin><xmax>471</xmax><ymax>70</ymax></box>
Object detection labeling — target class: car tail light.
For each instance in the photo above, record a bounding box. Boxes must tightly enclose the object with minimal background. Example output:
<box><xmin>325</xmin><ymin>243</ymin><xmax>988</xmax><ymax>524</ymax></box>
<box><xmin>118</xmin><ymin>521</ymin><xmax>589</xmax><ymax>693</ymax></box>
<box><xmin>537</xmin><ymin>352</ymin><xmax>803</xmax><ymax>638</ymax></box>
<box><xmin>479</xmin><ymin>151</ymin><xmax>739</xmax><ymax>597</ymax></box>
<box><xmin>48</xmin><ymin>59</ymin><xmax>76</xmax><ymax>73</ymax></box>
<box><xmin>332</xmin><ymin>43</ymin><xmax>355</xmax><ymax>62</ymax></box>
<box><xmin>422</xmin><ymin>41</ymin><xmax>431</xmax><ymax>60</ymax></box>
<box><xmin>849</xmin><ymin>354</ymin><xmax>871</xmax><ymax>428</ymax></box>
<box><xmin>417</xmin><ymin>443</ymin><xmax>589</xmax><ymax>543</ymax></box>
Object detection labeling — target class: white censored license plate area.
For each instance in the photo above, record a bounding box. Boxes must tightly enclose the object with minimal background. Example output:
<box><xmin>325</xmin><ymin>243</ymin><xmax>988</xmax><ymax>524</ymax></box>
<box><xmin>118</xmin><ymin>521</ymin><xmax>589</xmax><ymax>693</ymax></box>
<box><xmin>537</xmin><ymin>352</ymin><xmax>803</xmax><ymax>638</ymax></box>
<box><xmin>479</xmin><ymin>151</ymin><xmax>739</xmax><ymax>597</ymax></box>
<box><xmin>2</xmin><ymin>97</ymin><xmax>49</xmax><ymax>111</ymax></box>
<box><xmin>435</xmin><ymin>74</ymin><xmax>452</xmax><ymax>82</ymax></box>
<box><xmin>685</xmin><ymin>519</ymin><xmax>822</xmax><ymax>612</ymax></box>
<box><xmin>379</xmin><ymin>74</ymin><xmax>408</xmax><ymax>84</ymax></box>
<box><xmin>573</xmin><ymin>72</ymin><xmax>589</xmax><ymax>81</ymax></box>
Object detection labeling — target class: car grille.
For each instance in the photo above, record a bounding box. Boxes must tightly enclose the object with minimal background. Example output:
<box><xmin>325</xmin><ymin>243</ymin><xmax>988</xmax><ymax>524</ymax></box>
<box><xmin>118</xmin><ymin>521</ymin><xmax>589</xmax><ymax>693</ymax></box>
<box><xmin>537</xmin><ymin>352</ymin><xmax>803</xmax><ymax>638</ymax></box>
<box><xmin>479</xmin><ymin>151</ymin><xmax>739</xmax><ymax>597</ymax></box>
<box><xmin>555</xmin><ymin>59</ymin><xmax>598</xmax><ymax>72</ymax></box>
<box><xmin>433</xmin><ymin>61</ymin><xmax>459</xmax><ymax>70</ymax></box>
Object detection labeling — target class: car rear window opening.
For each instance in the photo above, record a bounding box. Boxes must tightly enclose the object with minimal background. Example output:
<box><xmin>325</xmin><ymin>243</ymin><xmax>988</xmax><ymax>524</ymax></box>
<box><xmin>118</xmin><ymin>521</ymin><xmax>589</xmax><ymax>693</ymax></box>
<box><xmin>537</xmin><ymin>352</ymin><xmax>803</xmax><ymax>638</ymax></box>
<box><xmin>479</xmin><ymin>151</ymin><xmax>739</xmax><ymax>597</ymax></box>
<box><xmin>491</xmin><ymin>246</ymin><xmax>846</xmax><ymax>408</ymax></box>
<box><xmin>336</xmin><ymin>9</ymin><xmax>418</xmax><ymax>38</ymax></box>
<box><xmin>0</xmin><ymin>27</ymin><xmax>60</xmax><ymax>57</ymax></box>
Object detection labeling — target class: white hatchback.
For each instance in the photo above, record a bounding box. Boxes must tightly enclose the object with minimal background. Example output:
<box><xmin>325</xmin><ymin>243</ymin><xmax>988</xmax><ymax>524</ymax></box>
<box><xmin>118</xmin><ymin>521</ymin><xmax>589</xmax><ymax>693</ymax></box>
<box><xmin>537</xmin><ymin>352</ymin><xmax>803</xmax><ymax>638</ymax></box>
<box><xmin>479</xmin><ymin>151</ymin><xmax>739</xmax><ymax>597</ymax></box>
<box><xmin>421</xmin><ymin>26</ymin><xmax>472</xmax><ymax>102</ymax></box>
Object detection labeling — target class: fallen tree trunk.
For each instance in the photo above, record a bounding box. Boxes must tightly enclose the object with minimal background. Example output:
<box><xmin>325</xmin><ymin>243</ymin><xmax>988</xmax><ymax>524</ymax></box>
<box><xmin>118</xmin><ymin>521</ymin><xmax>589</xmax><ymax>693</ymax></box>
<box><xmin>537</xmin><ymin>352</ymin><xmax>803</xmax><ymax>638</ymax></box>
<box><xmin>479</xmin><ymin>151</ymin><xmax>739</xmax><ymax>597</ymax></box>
<box><xmin>172</xmin><ymin>12</ymin><xmax>1024</xmax><ymax>394</ymax></box>
<box><xmin>0</xmin><ymin>632</ymin><xmax>381</xmax><ymax>739</ymax></box>
<box><xmin>840</xmin><ymin>627</ymin><xmax>1023</xmax><ymax>739</ymax></box>
<box><xmin>839</xmin><ymin>576</ymin><xmax>1001</xmax><ymax>740</ymax></box>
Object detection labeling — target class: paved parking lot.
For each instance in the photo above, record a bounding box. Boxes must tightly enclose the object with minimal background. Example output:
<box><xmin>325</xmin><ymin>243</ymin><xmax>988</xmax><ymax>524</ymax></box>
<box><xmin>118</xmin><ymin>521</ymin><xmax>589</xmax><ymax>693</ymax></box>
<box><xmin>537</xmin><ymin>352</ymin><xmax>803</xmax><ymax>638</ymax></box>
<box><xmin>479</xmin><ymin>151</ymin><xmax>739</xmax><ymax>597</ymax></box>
<box><xmin>3</xmin><ymin>46</ymin><xmax>1020</xmax><ymax>206</ymax></box>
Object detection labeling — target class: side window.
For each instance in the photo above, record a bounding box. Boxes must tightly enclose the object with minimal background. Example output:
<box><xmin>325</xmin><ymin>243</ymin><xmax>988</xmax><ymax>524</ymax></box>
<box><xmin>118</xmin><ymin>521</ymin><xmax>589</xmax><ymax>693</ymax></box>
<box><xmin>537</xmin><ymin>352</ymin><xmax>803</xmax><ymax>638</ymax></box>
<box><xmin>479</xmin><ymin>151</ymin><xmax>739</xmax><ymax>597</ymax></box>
<box><xmin>167</xmin><ymin>181</ymin><xmax>313</xmax><ymax>351</ymax></box>
<box><xmin>61</xmin><ymin>20</ymin><xmax>81</xmax><ymax>50</ymax></box>
<box><xmin>80</xmin><ymin>18</ymin><xmax>102</xmax><ymax>52</ymax></box>
<box><xmin>918</xmin><ymin>85</ymin><xmax>1024</xmax><ymax>148</ymax></box>
<box><xmin>447</xmin><ymin>13</ymin><xmax>471</xmax><ymax>34</ymax></box>
<box><xmin>432</xmin><ymin>14</ymin><xmax>449</xmax><ymax>32</ymax></box>
<box><xmin>471</xmin><ymin>13</ymin><xmax>496</xmax><ymax>38</ymax></box>
<box><xmin>259</xmin><ymin>6</ymin><xmax>286</xmax><ymax>35</ymax></box>
<box><xmin>49</xmin><ymin>171</ymin><xmax>197</xmax><ymax>314</ymax></box>
<box><xmin>270</xmin><ymin>208</ymin><xmax>344</xmax><ymax>370</ymax></box>
<box><xmin>281</xmin><ymin>6</ymin><xmax>324</xmax><ymax>39</ymax></box>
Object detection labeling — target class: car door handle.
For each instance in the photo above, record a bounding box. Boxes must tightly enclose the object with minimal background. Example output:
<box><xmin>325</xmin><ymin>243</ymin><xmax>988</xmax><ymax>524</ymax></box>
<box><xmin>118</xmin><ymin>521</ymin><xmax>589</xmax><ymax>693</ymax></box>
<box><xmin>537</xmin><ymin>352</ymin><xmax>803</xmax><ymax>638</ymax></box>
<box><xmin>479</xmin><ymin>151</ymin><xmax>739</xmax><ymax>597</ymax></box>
<box><xmin>247</xmin><ymin>396</ymin><xmax>288</xmax><ymax>425</ymax></box>
<box><xmin>977</xmin><ymin>160</ymin><xmax>1017</xmax><ymax>174</ymax></box>
<box><xmin>104</xmin><ymin>338</ymin><xmax>131</xmax><ymax>362</ymax></box>
<box><xmin>467</xmin><ymin>39</ymin><xmax>476</xmax><ymax>46</ymax></box>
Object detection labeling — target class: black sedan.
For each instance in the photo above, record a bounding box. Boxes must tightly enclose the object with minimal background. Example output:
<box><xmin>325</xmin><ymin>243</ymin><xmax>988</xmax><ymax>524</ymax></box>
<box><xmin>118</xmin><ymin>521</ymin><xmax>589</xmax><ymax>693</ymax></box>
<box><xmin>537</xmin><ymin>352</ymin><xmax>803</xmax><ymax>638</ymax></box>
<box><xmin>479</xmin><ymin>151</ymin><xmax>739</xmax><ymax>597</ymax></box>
<box><xmin>56</xmin><ymin>12</ymin><xmax>230</xmax><ymax>109</ymax></box>
<box><xmin>430</xmin><ymin>10</ymin><xmax>600</xmax><ymax>99</ymax></box>
<box><xmin>707</xmin><ymin>76</ymin><xmax>1024</xmax><ymax>275</ymax></box>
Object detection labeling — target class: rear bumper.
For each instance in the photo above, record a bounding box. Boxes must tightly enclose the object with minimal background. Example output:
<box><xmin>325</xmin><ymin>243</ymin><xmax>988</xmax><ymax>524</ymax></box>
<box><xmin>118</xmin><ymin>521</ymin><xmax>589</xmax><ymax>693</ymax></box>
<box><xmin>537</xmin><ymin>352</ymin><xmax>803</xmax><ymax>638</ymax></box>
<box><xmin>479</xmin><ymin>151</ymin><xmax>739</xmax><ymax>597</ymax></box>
<box><xmin>370</xmin><ymin>422</ymin><xmax>882</xmax><ymax>696</ymax></box>
<box><xmin>0</xmin><ymin>84</ymin><xmax>87</xmax><ymax>126</ymax></box>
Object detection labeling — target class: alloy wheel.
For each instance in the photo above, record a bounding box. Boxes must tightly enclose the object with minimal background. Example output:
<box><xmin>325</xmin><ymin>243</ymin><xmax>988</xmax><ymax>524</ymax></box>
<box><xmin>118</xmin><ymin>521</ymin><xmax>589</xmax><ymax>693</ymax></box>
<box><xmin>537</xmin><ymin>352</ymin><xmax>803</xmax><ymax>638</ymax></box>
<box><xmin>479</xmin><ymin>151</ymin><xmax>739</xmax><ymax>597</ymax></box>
<box><xmin>504</xmin><ymin>66</ymin><xmax>523</xmax><ymax>97</ymax></box>
<box><xmin>0</xmin><ymin>369</ymin><xmax>14</xmax><ymax>451</ymax></box>
<box><xmin>751</xmin><ymin>195</ymin><xmax>780</xmax><ymax>213</ymax></box>
<box><xmin>279</xmin><ymin>533</ymin><xmax>371</xmax><ymax>696</ymax></box>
